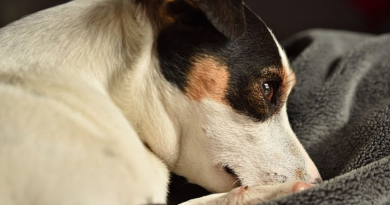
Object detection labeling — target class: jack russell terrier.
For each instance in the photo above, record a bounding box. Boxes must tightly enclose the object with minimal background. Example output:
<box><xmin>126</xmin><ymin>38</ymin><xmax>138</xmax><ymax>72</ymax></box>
<box><xmin>0</xmin><ymin>0</ymin><xmax>321</xmax><ymax>204</ymax></box>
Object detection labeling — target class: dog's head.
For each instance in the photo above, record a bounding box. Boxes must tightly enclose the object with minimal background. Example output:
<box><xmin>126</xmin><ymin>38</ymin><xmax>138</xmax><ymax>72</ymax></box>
<box><xmin>135</xmin><ymin>0</ymin><xmax>321</xmax><ymax>192</ymax></box>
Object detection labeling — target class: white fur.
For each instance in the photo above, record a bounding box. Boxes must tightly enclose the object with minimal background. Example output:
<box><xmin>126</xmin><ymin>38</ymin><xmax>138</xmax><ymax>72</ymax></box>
<box><xmin>0</xmin><ymin>0</ymin><xmax>320</xmax><ymax>204</ymax></box>
<box><xmin>268</xmin><ymin>28</ymin><xmax>320</xmax><ymax>181</ymax></box>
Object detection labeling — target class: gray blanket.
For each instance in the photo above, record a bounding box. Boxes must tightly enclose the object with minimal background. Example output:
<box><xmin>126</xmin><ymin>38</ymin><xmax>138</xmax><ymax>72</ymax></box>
<box><xmin>263</xmin><ymin>29</ymin><xmax>390</xmax><ymax>205</ymax></box>
<box><xmin>168</xmin><ymin>30</ymin><xmax>390</xmax><ymax>205</ymax></box>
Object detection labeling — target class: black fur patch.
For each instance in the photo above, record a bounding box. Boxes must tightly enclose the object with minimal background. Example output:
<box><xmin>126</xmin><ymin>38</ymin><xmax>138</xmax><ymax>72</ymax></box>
<box><xmin>157</xmin><ymin>3</ymin><xmax>283</xmax><ymax>121</ymax></box>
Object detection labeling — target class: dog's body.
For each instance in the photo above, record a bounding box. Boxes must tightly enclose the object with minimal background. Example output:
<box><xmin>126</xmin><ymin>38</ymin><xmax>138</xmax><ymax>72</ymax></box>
<box><xmin>0</xmin><ymin>0</ymin><xmax>321</xmax><ymax>204</ymax></box>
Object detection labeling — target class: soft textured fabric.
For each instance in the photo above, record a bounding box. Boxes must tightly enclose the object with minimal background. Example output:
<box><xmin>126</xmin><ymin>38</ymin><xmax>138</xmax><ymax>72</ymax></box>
<box><xmin>262</xmin><ymin>29</ymin><xmax>390</xmax><ymax>205</ymax></box>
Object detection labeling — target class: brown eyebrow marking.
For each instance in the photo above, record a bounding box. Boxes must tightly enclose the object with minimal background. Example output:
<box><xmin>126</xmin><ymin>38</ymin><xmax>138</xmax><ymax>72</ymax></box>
<box><xmin>258</xmin><ymin>66</ymin><xmax>283</xmax><ymax>80</ymax></box>
<box><xmin>185</xmin><ymin>56</ymin><xmax>229</xmax><ymax>104</ymax></box>
<box><xmin>138</xmin><ymin>0</ymin><xmax>201</xmax><ymax>34</ymax></box>
<box><xmin>137</xmin><ymin>0</ymin><xmax>176</xmax><ymax>33</ymax></box>
<box><xmin>244</xmin><ymin>66</ymin><xmax>295</xmax><ymax>116</ymax></box>
<box><xmin>280</xmin><ymin>67</ymin><xmax>296</xmax><ymax>102</ymax></box>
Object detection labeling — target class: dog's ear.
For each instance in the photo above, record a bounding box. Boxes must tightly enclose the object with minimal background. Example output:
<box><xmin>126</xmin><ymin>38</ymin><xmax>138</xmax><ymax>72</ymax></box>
<box><xmin>189</xmin><ymin>0</ymin><xmax>246</xmax><ymax>40</ymax></box>
<box><xmin>138</xmin><ymin>0</ymin><xmax>246</xmax><ymax>40</ymax></box>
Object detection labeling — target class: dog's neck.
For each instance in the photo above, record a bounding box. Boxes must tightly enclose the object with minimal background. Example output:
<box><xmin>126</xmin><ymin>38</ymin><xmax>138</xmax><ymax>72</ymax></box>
<box><xmin>108</xmin><ymin>36</ymin><xmax>183</xmax><ymax>169</ymax></box>
<box><xmin>107</xmin><ymin>2</ymin><xmax>183</xmax><ymax>169</ymax></box>
<box><xmin>0</xmin><ymin>0</ymin><xmax>183</xmax><ymax>169</ymax></box>
<box><xmin>72</xmin><ymin>0</ymin><xmax>183</xmax><ymax>169</ymax></box>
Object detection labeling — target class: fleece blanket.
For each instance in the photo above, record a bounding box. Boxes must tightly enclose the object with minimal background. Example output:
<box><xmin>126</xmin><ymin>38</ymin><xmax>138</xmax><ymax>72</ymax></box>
<box><xmin>262</xmin><ymin>29</ymin><xmax>390</xmax><ymax>204</ymax></box>
<box><xmin>168</xmin><ymin>29</ymin><xmax>390</xmax><ymax>205</ymax></box>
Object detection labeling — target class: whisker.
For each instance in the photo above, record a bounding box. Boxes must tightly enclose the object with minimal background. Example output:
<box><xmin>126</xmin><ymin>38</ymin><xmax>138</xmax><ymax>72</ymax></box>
<box><xmin>287</xmin><ymin>70</ymin><xmax>295</xmax><ymax>77</ymax></box>
<box><xmin>285</xmin><ymin>78</ymin><xmax>296</xmax><ymax>84</ymax></box>
<box><xmin>229</xmin><ymin>179</ymin><xmax>241</xmax><ymax>190</ymax></box>
<box><xmin>282</xmin><ymin>78</ymin><xmax>296</xmax><ymax>86</ymax></box>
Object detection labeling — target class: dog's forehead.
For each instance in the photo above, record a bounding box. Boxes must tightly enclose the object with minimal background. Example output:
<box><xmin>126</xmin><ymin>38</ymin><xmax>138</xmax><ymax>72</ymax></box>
<box><xmin>225</xmin><ymin>7</ymin><xmax>283</xmax><ymax>72</ymax></box>
<box><xmin>157</xmin><ymin>5</ymin><xmax>287</xmax><ymax>121</ymax></box>
<box><xmin>223</xmin><ymin>8</ymin><xmax>286</xmax><ymax>121</ymax></box>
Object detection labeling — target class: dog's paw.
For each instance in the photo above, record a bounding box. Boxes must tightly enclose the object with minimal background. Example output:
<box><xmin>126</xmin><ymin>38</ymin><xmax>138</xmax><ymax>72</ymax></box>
<box><xmin>180</xmin><ymin>181</ymin><xmax>313</xmax><ymax>205</ymax></box>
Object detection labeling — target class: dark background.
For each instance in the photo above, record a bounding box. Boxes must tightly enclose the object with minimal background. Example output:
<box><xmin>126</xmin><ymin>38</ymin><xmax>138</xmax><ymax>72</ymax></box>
<box><xmin>1</xmin><ymin>0</ymin><xmax>390</xmax><ymax>40</ymax></box>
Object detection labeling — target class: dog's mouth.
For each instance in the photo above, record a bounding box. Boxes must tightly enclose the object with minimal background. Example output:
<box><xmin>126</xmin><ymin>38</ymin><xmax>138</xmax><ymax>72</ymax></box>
<box><xmin>223</xmin><ymin>165</ymin><xmax>242</xmax><ymax>187</ymax></box>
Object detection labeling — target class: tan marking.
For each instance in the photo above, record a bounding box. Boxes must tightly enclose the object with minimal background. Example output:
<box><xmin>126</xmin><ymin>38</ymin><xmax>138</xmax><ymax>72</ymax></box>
<box><xmin>246</xmin><ymin>66</ymin><xmax>283</xmax><ymax>115</ymax></box>
<box><xmin>243</xmin><ymin>66</ymin><xmax>296</xmax><ymax>115</ymax></box>
<box><xmin>295</xmin><ymin>168</ymin><xmax>304</xmax><ymax>180</ymax></box>
<box><xmin>235</xmin><ymin>186</ymin><xmax>248</xmax><ymax>195</ymax></box>
<box><xmin>278</xmin><ymin>66</ymin><xmax>296</xmax><ymax>105</ymax></box>
<box><xmin>139</xmin><ymin>0</ymin><xmax>200</xmax><ymax>33</ymax></box>
<box><xmin>137</xmin><ymin>0</ymin><xmax>176</xmax><ymax>33</ymax></box>
<box><xmin>185</xmin><ymin>57</ymin><xmax>229</xmax><ymax>104</ymax></box>
<box><xmin>157</xmin><ymin>0</ymin><xmax>176</xmax><ymax>26</ymax></box>
<box><xmin>282</xmin><ymin>67</ymin><xmax>296</xmax><ymax>95</ymax></box>
<box><xmin>248</xmin><ymin>80</ymin><xmax>270</xmax><ymax>113</ymax></box>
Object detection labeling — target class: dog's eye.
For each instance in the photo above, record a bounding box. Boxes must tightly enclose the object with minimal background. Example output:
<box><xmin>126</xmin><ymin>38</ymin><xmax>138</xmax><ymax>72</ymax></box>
<box><xmin>262</xmin><ymin>82</ymin><xmax>276</xmax><ymax>103</ymax></box>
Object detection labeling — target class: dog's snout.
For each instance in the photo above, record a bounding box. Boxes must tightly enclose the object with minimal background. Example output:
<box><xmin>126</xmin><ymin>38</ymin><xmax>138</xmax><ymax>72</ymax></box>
<box><xmin>305</xmin><ymin>159</ymin><xmax>322</xmax><ymax>184</ymax></box>
<box><xmin>311</xmin><ymin>177</ymin><xmax>323</xmax><ymax>185</ymax></box>
<box><xmin>292</xmin><ymin>136</ymin><xmax>322</xmax><ymax>184</ymax></box>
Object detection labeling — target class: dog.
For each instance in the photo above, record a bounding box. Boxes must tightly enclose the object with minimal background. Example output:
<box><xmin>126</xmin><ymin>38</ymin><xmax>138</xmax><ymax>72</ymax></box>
<box><xmin>0</xmin><ymin>0</ymin><xmax>322</xmax><ymax>204</ymax></box>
